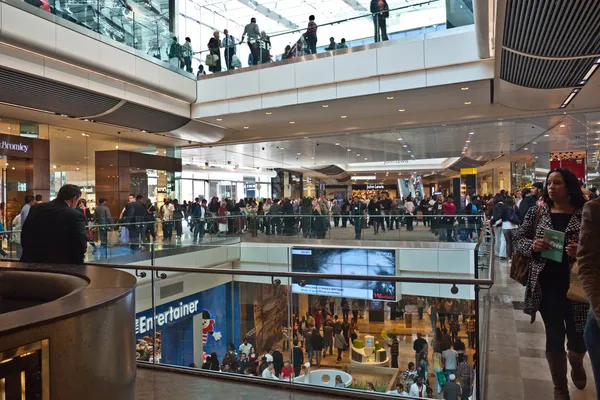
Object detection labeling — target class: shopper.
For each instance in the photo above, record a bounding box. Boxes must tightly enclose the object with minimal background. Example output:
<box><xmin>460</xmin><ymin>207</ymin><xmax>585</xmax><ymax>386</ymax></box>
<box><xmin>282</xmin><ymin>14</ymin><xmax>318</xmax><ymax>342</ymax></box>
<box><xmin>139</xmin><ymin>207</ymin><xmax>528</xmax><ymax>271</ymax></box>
<box><xmin>442</xmin><ymin>345</ymin><xmax>458</xmax><ymax>377</ymax></box>
<box><xmin>432</xmin><ymin>348</ymin><xmax>444</xmax><ymax>394</ymax></box>
<box><xmin>182</xmin><ymin>37</ymin><xmax>193</xmax><ymax>73</ymax></box>
<box><xmin>409</xmin><ymin>376</ymin><xmax>427</xmax><ymax>398</ymax></box>
<box><xmin>77</xmin><ymin>199</ymin><xmax>97</xmax><ymax>252</ymax></box>
<box><xmin>209</xmin><ymin>352</ymin><xmax>220</xmax><ymax>371</ymax></box>
<box><xmin>368</xmin><ymin>196</ymin><xmax>381</xmax><ymax>234</ymax></box>
<box><xmin>442</xmin><ymin>195</ymin><xmax>457</xmax><ymax>242</ymax></box>
<box><xmin>168</xmin><ymin>37</ymin><xmax>183</xmax><ymax>68</ymax></box>
<box><xmin>390</xmin><ymin>336</ymin><xmax>399</xmax><ymax>368</ymax></box>
<box><xmin>417</xmin><ymin>297</ymin><xmax>425</xmax><ymax>319</ymax></box>
<box><xmin>280</xmin><ymin>361</ymin><xmax>293</xmax><ymax>380</ymax></box>
<box><xmin>502</xmin><ymin>196</ymin><xmax>520</xmax><ymax>259</ymax></box>
<box><xmin>160</xmin><ymin>198</ymin><xmax>175</xmax><ymax>240</ymax></box>
<box><xmin>405</xmin><ymin>195</ymin><xmax>416</xmax><ymax>231</ymax></box>
<box><xmin>35</xmin><ymin>194</ymin><xmax>43</xmax><ymax>204</ymax></box>
<box><xmin>221</xmin><ymin>29</ymin><xmax>237</xmax><ymax>70</ymax></box>
<box><xmin>350</xmin><ymin>196</ymin><xmax>365</xmax><ymax>239</ymax></box>
<box><xmin>21</xmin><ymin>184</ymin><xmax>87</xmax><ymax>264</ymax></box>
<box><xmin>456</xmin><ymin>355</ymin><xmax>474</xmax><ymax>400</ymax></box>
<box><xmin>123</xmin><ymin>194</ymin><xmax>146</xmax><ymax>251</ymax></box>
<box><xmin>334</xmin><ymin>329</ymin><xmax>347</xmax><ymax>363</ymax></box>
<box><xmin>95</xmin><ymin>198</ymin><xmax>112</xmax><ymax>247</ymax></box>
<box><xmin>192</xmin><ymin>198</ymin><xmax>207</xmax><ymax>244</ymax></box>
<box><xmin>519</xmin><ymin>182</ymin><xmax>543</xmax><ymax>223</ymax></box>
<box><xmin>20</xmin><ymin>195</ymin><xmax>36</xmax><ymax>226</ymax></box>
<box><xmin>577</xmin><ymin>196</ymin><xmax>600</xmax><ymax>400</ymax></box>
<box><xmin>325</xmin><ymin>37</ymin><xmax>336</xmax><ymax>50</ymax></box>
<box><xmin>272</xmin><ymin>345</ymin><xmax>284</xmax><ymax>376</ymax></box>
<box><xmin>413</xmin><ymin>333</ymin><xmax>427</xmax><ymax>366</ymax></box>
<box><xmin>323</xmin><ymin>320</ymin><xmax>334</xmax><ymax>357</ymax></box>
<box><xmin>336</xmin><ymin>38</ymin><xmax>348</xmax><ymax>49</ymax></box>
<box><xmin>514</xmin><ymin>168</ymin><xmax>588</xmax><ymax>399</ymax></box>
<box><xmin>292</xmin><ymin>340</ymin><xmax>304</xmax><ymax>377</ymax></box>
<box><xmin>207</xmin><ymin>31</ymin><xmax>222</xmax><ymax>73</ymax></box>
<box><xmin>242</xmin><ymin>17</ymin><xmax>261</xmax><ymax>66</ymax></box>
<box><xmin>442</xmin><ymin>374</ymin><xmax>462</xmax><ymax>400</ymax></box>
<box><xmin>370</xmin><ymin>0</ymin><xmax>389</xmax><ymax>42</ymax></box>
<box><xmin>239</xmin><ymin>337</ymin><xmax>252</xmax><ymax>356</ymax></box>
<box><xmin>311</xmin><ymin>328</ymin><xmax>324</xmax><ymax>366</ymax></box>
<box><xmin>331</xmin><ymin>199</ymin><xmax>341</xmax><ymax>227</ymax></box>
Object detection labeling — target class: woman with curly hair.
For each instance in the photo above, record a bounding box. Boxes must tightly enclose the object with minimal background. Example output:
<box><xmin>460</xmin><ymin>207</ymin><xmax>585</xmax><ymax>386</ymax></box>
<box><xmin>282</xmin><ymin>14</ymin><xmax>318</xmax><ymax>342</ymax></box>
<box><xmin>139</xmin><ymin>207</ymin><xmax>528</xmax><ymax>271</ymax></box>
<box><xmin>513</xmin><ymin>168</ymin><xmax>589</xmax><ymax>399</ymax></box>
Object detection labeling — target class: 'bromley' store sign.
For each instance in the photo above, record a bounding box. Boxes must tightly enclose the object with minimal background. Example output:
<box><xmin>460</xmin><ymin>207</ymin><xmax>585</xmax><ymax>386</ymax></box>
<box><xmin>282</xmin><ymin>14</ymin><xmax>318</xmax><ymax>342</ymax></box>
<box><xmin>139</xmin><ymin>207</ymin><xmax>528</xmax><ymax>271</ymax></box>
<box><xmin>1</xmin><ymin>141</ymin><xmax>28</xmax><ymax>153</ymax></box>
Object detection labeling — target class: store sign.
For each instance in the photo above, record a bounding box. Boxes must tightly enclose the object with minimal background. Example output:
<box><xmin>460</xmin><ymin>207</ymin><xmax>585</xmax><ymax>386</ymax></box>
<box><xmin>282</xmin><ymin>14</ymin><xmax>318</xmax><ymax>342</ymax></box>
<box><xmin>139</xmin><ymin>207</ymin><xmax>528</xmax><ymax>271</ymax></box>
<box><xmin>1</xmin><ymin>141</ymin><xmax>28</xmax><ymax>153</ymax></box>
<box><xmin>157</xmin><ymin>187</ymin><xmax>167</xmax><ymax>193</ymax></box>
<box><xmin>460</xmin><ymin>168</ymin><xmax>478</xmax><ymax>175</ymax></box>
<box><xmin>367</xmin><ymin>184</ymin><xmax>385</xmax><ymax>189</ymax></box>
<box><xmin>383</xmin><ymin>160</ymin><xmax>409</xmax><ymax>165</ymax></box>
<box><xmin>136</xmin><ymin>300</ymin><xmax>200</xmax><ymax>335</ymax></box>
<box><xmin>245</xmin><ymin>183</ymin><xmax>256</xmax><ymax>190</ymax></box>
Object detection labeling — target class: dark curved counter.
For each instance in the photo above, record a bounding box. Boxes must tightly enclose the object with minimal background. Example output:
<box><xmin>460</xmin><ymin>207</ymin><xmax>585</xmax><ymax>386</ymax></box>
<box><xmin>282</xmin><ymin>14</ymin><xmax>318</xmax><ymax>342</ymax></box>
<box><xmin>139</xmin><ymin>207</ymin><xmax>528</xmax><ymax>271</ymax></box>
<box><xmin>0</xmin><ymin>262</ymin><xmax>137</xmax><ymax>400</ymax></box>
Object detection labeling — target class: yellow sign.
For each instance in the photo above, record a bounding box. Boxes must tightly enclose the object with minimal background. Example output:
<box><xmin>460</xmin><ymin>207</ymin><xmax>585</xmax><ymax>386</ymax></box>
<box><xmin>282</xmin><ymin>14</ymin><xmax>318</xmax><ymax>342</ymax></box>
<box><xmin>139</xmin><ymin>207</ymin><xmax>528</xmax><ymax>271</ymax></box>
<box><xmin>460</xmin><ymin>168</ymin><xmax>478</xmax><ymax>175</ymax></box>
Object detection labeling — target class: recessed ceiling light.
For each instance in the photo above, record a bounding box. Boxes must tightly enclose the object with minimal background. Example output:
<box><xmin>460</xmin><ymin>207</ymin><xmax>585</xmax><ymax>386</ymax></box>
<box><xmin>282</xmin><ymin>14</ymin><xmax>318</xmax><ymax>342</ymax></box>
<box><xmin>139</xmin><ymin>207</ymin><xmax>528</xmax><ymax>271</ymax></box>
<box><xmin>115</xmin><ymin>145</ymin><xmax>120</xmax><ymax>149</ymax></box>
<box><xmin>544</xmin><ymin>134</ymin><xmax>550</xmax><ymax>137</ymax></box>
<box><xmin>341</xmin><ymin>116</ymin><xmax>347</xmax><ymax>119</ymax></box>
<box><xmin>524</xmin><ymin>147</ymin><xmax>529</xmax><ymax>150</ymax></box>
<box><xmin>461</xmin><ymin>87</ymin><xmax>469</xmax><ymax>91</ymax></box>
<box><xmin>347</xmin><ymin>149</ymin><xmax>352</xmax><ymax>152</ymax></box>
<box><xmin>356</xmin><ymin>154</ymin><xmax>360</xmax><ymax>156</ymax></box>
<box><xmin>322</xmin><ymin>105</ymin><xmax>329</xmax><ymax>108</ymax></box>
<box><xmin>469</xmin><ymin>132</ymin><xmax>474</xmax><ymax>135</ymax></box>
<box><xmin>11</xmin><ymin>167</ymin><xmax>14</xmax><ymax>170</ymax></box>
<box><xmin>535</xmin><ymin>156</ymin><xmax>539</xmax><ymax>159</ymax></box>
<box><xmin>532</xmin><ymin>141</ymin><xmax>537</xmax><ymax>144</ymax></box>
<box><xmin>81</xmin><ymin>133</ymin><xmax>86</xmax><ymax>136</ymax></box>
<box><xmin>265</xmin><ymin>112</ymin><xmax>272</xmax><ymax>115</ymax></box>
<box><xmin>244</xmin><ymin>126</ymin><xmax>249</xmax><ymax>129</ymax></box>
<box><xmin>402</xmin><ymin>145</ymin><xmax>408</xmax><ymax>148</ymax></box>
<box><xmin>407</xmin><ymin>150</ymin><xmax>411</xmax><ymax>153</ymax></box>
<box><xmin>560</xmin><ymin>124</ymin><xmax>566</xmax><ymax>128</ymax></box>
<box><xmin>466</xmin><ymin>140</ymin><xmax>471</xmax><ymax>143</ymax></box>
<box><xmin>335</xmin><ymin>143</ymin><xmax>340</xmax><ymax>146</ymax></box>
<box><xmin>399</xmin><ymin>109</ymin><xmax>406</xmax><ymax>112</ymax></box>
<box><xmin>280</xmin><ymin>147</ymin><xmax>285</xmax><ymax>150</ymax></box>
<box><xmin>52</xmin><ymin>165</ymin><xmax>57</xmax><ymax>169</ymax></box>
<box><xmin>464</xmin><ymin>101</ymin><xmax>472</xmax><ymax>105</ymax></box>
<box><xmin>66</xmin><ymin>136</ymin><xmax>71</xmax><ymax>139</ymax></box>
<box><xmin>397</xmin><ymin>138</ymin><xmax>403</xmax><ymax>141</ymax></box>
<box><xmin>289</xmin><ymin>121</ymin><xmax>295</xmax><ymax>124</ymax></box>
<box><xmin>387</xmin><ymin>96</ymin><xmax>394</xmax><ymax>100</ymax></box>
<box><xmin>216</xmin><ymin>118</ymin><xmax>223</xmax><ymax>121</ymax></box>
<box><xmin>83</xmin><ymin>118</ymin><xmax>89</xmax><ymax>122</ymax></box>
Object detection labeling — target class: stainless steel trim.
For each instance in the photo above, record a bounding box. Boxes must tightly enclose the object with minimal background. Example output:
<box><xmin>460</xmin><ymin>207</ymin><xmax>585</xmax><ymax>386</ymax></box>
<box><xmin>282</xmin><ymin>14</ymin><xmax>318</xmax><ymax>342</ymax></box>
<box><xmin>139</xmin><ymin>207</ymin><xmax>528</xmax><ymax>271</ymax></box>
<box><xmin>137</xmin><ymin>362</ymin><xmax>414</xmax><ymax>399</ymax></box>
<box><xmin>93</xmin><ymin>263</ymin><xmax>493</xmax><ymax>286</ymax></box>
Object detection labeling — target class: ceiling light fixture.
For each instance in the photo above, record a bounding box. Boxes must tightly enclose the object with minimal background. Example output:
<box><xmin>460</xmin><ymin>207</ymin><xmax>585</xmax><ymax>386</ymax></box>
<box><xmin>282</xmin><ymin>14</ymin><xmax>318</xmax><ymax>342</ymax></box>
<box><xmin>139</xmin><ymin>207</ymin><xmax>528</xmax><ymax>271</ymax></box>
<box><xmin>280</xmin><ymin>147</ymin><xmax>285</xmax><ymax>150</ymax></box>
<box><xmin>464</xmin><ymin>101</ymin><xmax>472</xmax><ymax>105</ymax></box>
<box><xmin>524</xmin><ymin>147</ymin><xmax>529</xmax><ymax>150</ymax></box>
<box><xmin>560</xmin><ymin>124</ymin><xmax>566</xmax><ymax>128</ymax></box>
<box><xmin>461</xmin><ymin>87</ymin><xmax>469</xmax><ymax>91</ymax></box>
<box><xmin>364</xmin><ymin>157</ymin><xmax>368</xmax><ymax>160</ymax></box>
<box><xmin>335</xmin><ymin>143</ymin><xmax>340</xmax><ymax>145</ymax></box>
<box><xmin>544</xmin><ymin>134</ymin><xmax>550</xmax><ymax>137</ymax></box>
<box><xmin>322</xmin><ymin>105</ymin><xmax>329</xmax><ymax>108</ymax></box>
<box><xmin>399</xmin><ymin>109</ymin><xmax>406</xmax><ymax>112</ymax></box>
<box><xmin>532</xmin><ymin>141</ymin><xmax>537</xmax><ymax>144</ymax></box>
<box><xmin>347</xmin><ymin>149</ymin><xmax>352</xmax><ymax>152</ymax></box>
<box><xmin>115</xmin><ymin>145</ymin><xmax>119</xmax><ymax>149</ymax></box>
<box><xmin>216</xmin><ymin>118</ymin><xmax>223</xmax><ymax>121</ymax></box>
<box><xmin>66</xmin><ymin>136</ymin><xmax>71</xmax><ymax>139</ymax></box>
<box><xmin>289</xmin><ymin>121</ymin><xmax>295</xmax><ymax>124</ymax></box>
<box><xmin>560</xmin><ymin>88</ymin><xmax>581</xmax><ymax>108</ymax></box>
<box><xmin>244</xmin><ymin>126</ymin><xmax>249</xmax><ymax>129</ymax></box>
<box><xmin>340</xmin><ymin>116</ymin><xmax>347</xmax><ymax>119</ymax></box>
<box><xmin>469</xmin><ymin>132</ymin><xmax>474</xmax><ymax>135</ymax></box>
<box><xmin>265</xmin><ymin>112</ymin><xmax>272</xmax><ymax>115</ymax></box>
<box><xmin>387</xmin><ymin>96</ymin><xmax>394</xmax><ymax>100</ymax></box>
<box><xmin>356</xmin><ymin>153</ymin><xmax>360</xmax><ymax>156</ymax></box>
<box><xmin>297</xmin><ymin>153</ymin><xmax>301</xmax><ymax>155</ymax></box>
<box><xmin>466</xmin><ymin>140</ymin><xmax>471</xmax><ymax>143</ymax></box>
<box><xmin>52</xmin><ymin>165</ymin><xmax>57</xmax><ymax>169</ymax></box>
<box><xmin>583</xmin><ymin>64</ymin><xmax>599</xmax><ymax>81</ymax></box>
<box><xmin>11</xmin><ymin>167</ymin><xmax>14</xmax><ymax>170</ymax></box>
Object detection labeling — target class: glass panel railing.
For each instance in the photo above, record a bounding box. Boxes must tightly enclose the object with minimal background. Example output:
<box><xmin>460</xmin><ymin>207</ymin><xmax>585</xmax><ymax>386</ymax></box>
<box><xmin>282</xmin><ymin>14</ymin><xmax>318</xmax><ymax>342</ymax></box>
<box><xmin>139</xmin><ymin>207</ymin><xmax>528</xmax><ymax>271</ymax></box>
<box><xmin>100</xmin><ymin>260</ymin><xmax>489</xmax><ymax>399</ymax></box>
<box><xmin>11</xmin><ymin>0</ymin><xmax>193</xmax><ymax>78</ymax></box>
<box><xmin>194</xmin><ymin>0</ymin><xmax>473</xmax><ymax>77</ymax></box>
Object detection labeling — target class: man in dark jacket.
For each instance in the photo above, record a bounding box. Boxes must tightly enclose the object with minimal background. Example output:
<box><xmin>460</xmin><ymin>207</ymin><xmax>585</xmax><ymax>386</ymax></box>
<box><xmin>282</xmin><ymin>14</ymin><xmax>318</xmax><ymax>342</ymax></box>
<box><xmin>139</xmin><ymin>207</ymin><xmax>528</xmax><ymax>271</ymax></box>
<box><xmin>124</xmin><ymin>194</ymin><xmax>148</xmax><ymax>251</ymax></box>
<box><xmin>311</xmin><ymin>329</ymin><xmax>324</xmax><ymax>366</ymax></box>
<box><xmin>94</xmin><ymin>198</ymin><xmax>113</xmax><ymax>247</ymax></box>
<box><xmin>21</xmin><ymin>184</ymin><xmax>87</xmax><ymax>265</ymax></box>
<box><xmin>519</xmin><ymin>182</ymin><xmax>543</xmax><ymax>223</ymax></box>
<box><xmin>370</xmin><ymin>0</ymin><xmax>389</xmax><ymax>42</ymax></box>
<box><xmin>272</xmin><ymin>345</ymin><xmax>284</xmax><ymax>377</ymax></box>
<box><xmin>292</xmin><ymin>340</ymin><xmax>304</xmax><ymax>377</ymax></box>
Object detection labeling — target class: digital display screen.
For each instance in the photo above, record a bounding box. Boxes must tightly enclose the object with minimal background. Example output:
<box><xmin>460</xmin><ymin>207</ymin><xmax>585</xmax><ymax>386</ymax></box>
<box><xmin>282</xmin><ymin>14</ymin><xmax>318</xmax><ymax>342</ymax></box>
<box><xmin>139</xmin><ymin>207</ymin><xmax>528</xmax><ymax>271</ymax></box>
<box><xmin>291</xmin><ymin>247</ymin><xmax>396</xmax><ymax>301</ymax></box>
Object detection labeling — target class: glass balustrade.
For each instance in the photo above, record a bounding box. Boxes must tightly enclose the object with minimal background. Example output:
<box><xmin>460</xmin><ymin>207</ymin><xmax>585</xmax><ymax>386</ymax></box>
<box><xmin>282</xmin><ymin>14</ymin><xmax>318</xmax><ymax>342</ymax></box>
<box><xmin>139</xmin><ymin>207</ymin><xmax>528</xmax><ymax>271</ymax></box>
<box><xmin>99</xmin><ymin>249</ymin><xmax>491</xmax><ymax>399</ymax></box>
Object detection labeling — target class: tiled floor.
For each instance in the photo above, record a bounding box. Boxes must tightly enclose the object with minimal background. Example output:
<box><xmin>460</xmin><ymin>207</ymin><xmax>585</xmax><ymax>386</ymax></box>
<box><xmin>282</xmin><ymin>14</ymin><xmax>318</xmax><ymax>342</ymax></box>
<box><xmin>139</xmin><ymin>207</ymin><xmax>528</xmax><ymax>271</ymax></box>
<box><xmin>485</xmin><ymin>259</ymin><xmax>597</xmax><ymax>400</ymax></box>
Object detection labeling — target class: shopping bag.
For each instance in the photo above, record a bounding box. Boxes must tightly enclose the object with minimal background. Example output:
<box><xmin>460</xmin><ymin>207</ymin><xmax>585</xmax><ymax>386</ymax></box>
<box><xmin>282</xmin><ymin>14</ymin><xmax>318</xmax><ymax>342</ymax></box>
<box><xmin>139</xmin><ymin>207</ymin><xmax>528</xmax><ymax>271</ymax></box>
<box><xmin>567</xmin><ymin>262</ymin><xmax>589</xmax><ymax>303</ymax></box>
<box><xmin>231</xmin><ymin>54</ymin><xmax>242</xmax><ymax>68</ymax></box>
<box><xmin>120</xmin><ymin>227</ymin><xmax>130</xmax><ymax>244</ymax></box>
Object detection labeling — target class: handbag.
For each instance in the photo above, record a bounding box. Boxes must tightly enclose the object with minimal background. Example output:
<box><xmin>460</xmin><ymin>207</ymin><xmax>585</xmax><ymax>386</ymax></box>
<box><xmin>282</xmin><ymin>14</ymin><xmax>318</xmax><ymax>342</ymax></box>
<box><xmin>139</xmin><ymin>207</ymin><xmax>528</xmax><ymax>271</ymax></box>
<box><xmin>205</xmin><ymin>54</ymin><xmax>219</xmax><ymax>66</ymax></box>
<box><xmin>510</xmin><ymin>207</ymin><xmax>541</xmax><ymax>285</ymax></box>
<box><xmin>567</xmin><ymin>262</ymin><xmax>589</xmax><ymax>303</ymax></box>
